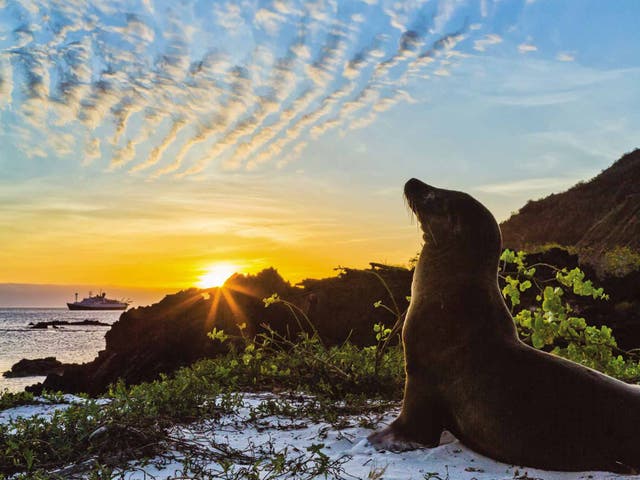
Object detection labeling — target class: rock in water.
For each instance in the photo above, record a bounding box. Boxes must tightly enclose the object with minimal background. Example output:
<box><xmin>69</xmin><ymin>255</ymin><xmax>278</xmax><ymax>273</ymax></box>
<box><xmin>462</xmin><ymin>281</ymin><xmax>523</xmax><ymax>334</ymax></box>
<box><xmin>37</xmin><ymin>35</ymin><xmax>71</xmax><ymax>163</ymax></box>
<box><xmin>4</xmin><ymin>357</ymin><xmax>64</xmax><ymax>377</ymax></box>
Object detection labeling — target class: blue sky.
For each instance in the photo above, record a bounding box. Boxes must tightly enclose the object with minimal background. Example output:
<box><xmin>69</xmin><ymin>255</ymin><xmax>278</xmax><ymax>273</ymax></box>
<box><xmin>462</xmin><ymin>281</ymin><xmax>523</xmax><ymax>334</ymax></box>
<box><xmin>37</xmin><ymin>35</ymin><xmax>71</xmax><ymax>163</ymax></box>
<box><xmin>1</xmin><ymin>0</ymin><xmax>639</xmax><ymax>295</ymax></box>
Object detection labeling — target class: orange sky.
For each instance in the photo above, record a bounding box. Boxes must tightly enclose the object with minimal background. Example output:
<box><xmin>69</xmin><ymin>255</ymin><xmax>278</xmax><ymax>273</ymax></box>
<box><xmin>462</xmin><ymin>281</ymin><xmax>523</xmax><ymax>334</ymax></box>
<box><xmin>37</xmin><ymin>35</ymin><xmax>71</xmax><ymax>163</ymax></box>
<box><xmin>0</xmin><ymin>163</ymin><xmax>604</xmax><ymax>293</ymax></box>
<box><xmin>0</xmin><ymin>173</ymin><xmax>424</xmax><ymax>290</ymax></box>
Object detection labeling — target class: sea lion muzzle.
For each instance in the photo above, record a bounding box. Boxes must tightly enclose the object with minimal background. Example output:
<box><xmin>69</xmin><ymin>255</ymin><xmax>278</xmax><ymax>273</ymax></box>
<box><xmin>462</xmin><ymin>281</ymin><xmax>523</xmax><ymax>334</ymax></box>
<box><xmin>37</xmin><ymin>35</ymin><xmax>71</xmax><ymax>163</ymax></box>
<box><xmin>404</xmin><ymin>178</ymin><xmax>442</xmax><ymax>216</ymax></box>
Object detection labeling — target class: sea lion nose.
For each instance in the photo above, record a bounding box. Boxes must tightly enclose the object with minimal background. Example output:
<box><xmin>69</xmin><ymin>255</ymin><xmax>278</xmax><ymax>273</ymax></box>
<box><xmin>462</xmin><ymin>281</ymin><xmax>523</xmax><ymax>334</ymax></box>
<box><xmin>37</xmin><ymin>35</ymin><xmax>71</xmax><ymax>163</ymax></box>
<box><xmin>404</xmin><ymin>178</ymin><xmax>436</xmax><ymax>198</ymax></box>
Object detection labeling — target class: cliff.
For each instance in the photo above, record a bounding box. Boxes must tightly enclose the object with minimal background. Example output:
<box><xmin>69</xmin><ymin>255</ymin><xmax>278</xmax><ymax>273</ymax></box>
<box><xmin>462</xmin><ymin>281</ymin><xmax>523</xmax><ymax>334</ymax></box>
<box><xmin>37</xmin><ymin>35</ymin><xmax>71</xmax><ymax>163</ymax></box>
<box><xmin>500</xmin><ymin>149</ymin><xmax>640</xmax><ymax>268</ymax></box>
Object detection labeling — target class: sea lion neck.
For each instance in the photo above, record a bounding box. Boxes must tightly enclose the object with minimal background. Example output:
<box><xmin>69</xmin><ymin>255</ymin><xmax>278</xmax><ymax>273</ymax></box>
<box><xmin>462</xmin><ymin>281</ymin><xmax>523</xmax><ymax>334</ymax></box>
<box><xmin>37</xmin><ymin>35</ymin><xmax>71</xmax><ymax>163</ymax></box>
<box><xmin>417</xmin><ymin>239</ymin><xmax>501</xmax><ymax>284</ymax></box>
<box><xmin>415</xmin><ymin>250</ymin><xmax>500</xmax><ymax>294</ymax></box>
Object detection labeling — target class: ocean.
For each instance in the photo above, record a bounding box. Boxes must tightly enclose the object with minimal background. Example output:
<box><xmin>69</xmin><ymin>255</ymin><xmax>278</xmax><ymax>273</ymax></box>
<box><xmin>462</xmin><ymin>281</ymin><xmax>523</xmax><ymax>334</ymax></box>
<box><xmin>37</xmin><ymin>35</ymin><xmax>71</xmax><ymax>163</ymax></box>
<box><xmin>0</xmin><ymin>308</ymin><xmax>120</xmax><ymax>393</ymax></box>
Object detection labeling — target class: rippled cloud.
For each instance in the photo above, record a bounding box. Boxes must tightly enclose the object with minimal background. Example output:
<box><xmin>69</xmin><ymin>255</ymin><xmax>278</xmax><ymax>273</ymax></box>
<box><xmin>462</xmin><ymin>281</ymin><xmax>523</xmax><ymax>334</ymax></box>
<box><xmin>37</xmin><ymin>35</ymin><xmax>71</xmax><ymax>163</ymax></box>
<box><xmin>0</xmin><ymin>0</ymin><xmax>496</xmax><ymax>178</ymax></box>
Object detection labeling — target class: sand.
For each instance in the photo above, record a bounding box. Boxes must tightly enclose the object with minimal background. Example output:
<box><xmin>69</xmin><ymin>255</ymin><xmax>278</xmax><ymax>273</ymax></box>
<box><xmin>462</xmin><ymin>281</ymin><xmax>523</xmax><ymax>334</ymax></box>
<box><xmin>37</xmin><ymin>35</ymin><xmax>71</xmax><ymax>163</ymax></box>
<box><xmin>1</xmin><ymin>393</ymin><xmax>635</xmax><ymax>479</ymax></box>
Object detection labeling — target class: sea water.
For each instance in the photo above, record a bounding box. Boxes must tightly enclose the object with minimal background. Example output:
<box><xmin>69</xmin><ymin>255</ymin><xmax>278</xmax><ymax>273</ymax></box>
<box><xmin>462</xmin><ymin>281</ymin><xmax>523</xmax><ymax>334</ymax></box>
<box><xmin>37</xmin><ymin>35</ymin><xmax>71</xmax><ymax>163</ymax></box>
<box><xmin>0</xmin><ymin>308</ymin><xmax>120</xmax><ymax>393</ymax></box>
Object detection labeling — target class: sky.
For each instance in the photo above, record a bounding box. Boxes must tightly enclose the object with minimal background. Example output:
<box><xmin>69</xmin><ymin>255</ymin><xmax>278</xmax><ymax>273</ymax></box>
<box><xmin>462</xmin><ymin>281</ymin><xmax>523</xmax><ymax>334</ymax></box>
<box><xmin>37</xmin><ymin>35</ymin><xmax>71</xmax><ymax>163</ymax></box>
<box><xmin>1</xmin><ymin>0</ymin><xmax>639</xmax><ymax>306</ymax></box>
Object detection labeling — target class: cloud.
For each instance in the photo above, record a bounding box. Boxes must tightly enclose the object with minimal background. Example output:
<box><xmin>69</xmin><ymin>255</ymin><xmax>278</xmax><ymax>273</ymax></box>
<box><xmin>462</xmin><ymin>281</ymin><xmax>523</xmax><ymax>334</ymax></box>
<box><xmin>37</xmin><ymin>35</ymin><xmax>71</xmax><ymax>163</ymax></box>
<box><xmin>177</xmin><ymin>116</ymin><xmax>257</xmax><ymax>177</ymax></box>
<box><xmin>0</xmin><ymin>0</ymin><xmax>479</xmax><ymax>177</ymax></box>
<box><xmin>473</xmin><ymin>33</ymin><xmax>502</xmax><ymax>52</ymax></box>
<box><xmin>306</xmin><ymin>29</ymin><xmax>350</xmax><ymax>87</ymax></box>
<box><xmin>255</xmin><ymin>8</ymin><xmax>286</xmax><ymax>36</ymax></box>
<box><xmin>111</xmin><ymin>98</ymin><xmax>145</xmax><ymax>146</ymax></box>
<box><xmin>244</xmin><ymin>23</ymin><xmax>464</xmax><ymax>169</ymax></box>
<box><xmin>556</xmin><ymin>52</ymin><xmax>575</xmax><ymax>62</ymax></box>
<box><xmin>150</xmin><ymin>123</ymin><xmax>218</xmax><ymax>178</ymax></box>
<box><xmin>276</xmin><ymin>140</ymin><xmax>308</xmax><ymax>169</ymax></box>
<box><xmin>224</xmin><ymin>23</ymin><xmax>356</xmax><ymax>170</ymax></box>
<box><xmin>83</xmin><ymin>138</ymin><xmax>101</xmax><ymax>166</ymax></box>
<box><xmin>433</xmin><ymin>0</ymin><xmax>465</xmax><ymax>33</ymax></box>
<box><xmin>130</xmin><ymin>118</ymin><xmax>187</xmax><ymax>173</ymax></box>
<box><xmin>42</xmin><ymin>132</ymin><xmax>76</xmax><ymax>158</ymax></box>
<box><xmin>17</xmin><ymin>50</ymin><xmax>49</xmax><ymax>100</ymax></box>
<box><xmin>480</xmin><ymin>0</ymin><xmax>488</xmax><ymax>17</ymax></box>
<box><xmin>111</xmin><ymin>140</ymin><xmax>137</xmax><ymax>170</ymax></box>
<box><xmin>78</xmin><ymin>80</ymin><xmax>121</xmax><ymax>131</ymax></box>
<box><xmin>109</xmin><ymin>13</ymin><xmax>155</xmax><ymax>45</ymax></box>
<box><xmin>0</xmin><ymin>57</ymin><xmax>13</xmax><ymax>107</ymax></box>
<box><xmin>518</xmin><ymin>43</ymin><xmax>538</xmax><ymax>54</ymax></box>
<box><xmin>110</xmin><ymin>112</ymin><xmax>168</xmax><ymax>170</ymax></box>
<box><xmin>214</xmin><ymin>3</ymin><xmax>245</xmax><ymax>30</ymax></box>
<box><xmin>473</xmin><ymin>177</ymin><xmax>578</xmax><ymax>195</ymax></box>
<box><xmin>293</xmin><ymin>28</ymin><xmax>462</xmax><ymax>146</ymax></box>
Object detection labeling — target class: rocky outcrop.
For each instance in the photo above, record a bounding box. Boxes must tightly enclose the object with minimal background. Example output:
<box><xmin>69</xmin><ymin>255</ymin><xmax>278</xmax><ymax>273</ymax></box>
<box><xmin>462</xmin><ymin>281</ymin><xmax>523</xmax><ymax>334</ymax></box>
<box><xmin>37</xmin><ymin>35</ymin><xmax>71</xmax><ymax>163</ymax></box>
<box><xmin>4</xmin><ymin>357</ymin><xmax>65</xmax><ymax>378</ymax></box>
<box><xmin>27</xmin><ymin>266</ymin><xmax>411</xmax><ymax>396</ymax></box>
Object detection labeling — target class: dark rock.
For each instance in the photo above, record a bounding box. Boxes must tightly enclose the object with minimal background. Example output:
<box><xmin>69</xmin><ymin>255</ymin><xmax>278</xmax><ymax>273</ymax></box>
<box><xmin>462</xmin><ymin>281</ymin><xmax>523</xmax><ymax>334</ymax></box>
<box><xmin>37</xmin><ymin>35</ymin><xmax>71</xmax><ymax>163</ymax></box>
<box><xmin>4</xmin><ymin>357</ymin><xmax>65</xmax><ymax>378</ymax></box>
<box><xmin>29</xmin><ymin>322</ymin><xmax>49</xmax><ymax>329</ymax></box>
<box><xmin>28</xmin><ymin>320</ymin><xmax>111</xmax><ymax>329</ymax></box>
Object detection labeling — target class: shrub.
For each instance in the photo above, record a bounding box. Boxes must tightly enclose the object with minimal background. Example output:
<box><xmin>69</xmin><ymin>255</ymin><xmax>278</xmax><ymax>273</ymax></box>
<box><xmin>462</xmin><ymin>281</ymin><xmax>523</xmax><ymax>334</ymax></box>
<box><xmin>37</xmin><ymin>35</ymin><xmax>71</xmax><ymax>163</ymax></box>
<box><xmin>602</xmin><ymin>246</ymin><xmax>640</xmax><ymax>277</ymax></box>
<box><xmin>500</xmin><ymin>249</ymin><xmax>640</xmax><ymax>382</ymax></box>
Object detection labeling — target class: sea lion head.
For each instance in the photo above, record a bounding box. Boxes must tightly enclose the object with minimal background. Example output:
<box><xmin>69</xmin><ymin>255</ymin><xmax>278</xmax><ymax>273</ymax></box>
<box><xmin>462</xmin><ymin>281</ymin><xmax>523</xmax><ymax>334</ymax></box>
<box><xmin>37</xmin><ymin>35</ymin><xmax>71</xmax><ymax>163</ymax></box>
<box><xmin>404</xmin><ymin>178</ymin><xmax>502</xmax><ymax>268</ymax></box>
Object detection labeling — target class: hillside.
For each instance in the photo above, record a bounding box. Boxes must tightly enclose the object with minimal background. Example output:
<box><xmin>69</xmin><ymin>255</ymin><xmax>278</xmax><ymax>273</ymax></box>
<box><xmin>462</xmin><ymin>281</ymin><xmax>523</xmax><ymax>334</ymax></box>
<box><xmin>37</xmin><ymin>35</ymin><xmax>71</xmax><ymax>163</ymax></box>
<box><xmin>500</xmin><ymin>149</ymin><xmax>640</xmax><ymax>266</ymax></box>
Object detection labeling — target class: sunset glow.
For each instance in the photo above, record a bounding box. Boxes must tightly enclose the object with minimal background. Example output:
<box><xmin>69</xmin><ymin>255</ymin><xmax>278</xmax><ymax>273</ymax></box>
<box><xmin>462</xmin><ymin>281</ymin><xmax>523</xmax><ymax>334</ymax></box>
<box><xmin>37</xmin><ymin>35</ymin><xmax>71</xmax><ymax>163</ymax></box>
<box><xmin>197</xmin><ymin>264</ymin><xmax>240</xmax><ymax>289</ymax></box>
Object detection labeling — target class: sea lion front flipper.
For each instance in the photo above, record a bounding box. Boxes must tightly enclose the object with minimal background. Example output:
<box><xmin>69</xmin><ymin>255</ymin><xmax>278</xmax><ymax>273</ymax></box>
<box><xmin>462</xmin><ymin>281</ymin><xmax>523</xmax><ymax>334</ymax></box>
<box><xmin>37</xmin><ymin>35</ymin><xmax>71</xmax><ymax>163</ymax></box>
<box><xmin>367</xmin><ymin>422</ymin><xmax>426</xmax><ymax>452</ymax></box>
<box><xmin>368</xmin><ymin>376</ymin><xmax>444</xmax><ymax>451</ymax></box>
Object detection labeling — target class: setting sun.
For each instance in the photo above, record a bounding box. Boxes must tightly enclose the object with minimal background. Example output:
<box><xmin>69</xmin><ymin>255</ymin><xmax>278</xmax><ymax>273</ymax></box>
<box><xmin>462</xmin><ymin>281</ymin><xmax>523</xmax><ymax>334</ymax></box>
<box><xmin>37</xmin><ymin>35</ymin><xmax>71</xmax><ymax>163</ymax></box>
<box><xmin>197</xmin><ymin>263</ymin><xmax>239</xmax><ymax>288</ymax></box>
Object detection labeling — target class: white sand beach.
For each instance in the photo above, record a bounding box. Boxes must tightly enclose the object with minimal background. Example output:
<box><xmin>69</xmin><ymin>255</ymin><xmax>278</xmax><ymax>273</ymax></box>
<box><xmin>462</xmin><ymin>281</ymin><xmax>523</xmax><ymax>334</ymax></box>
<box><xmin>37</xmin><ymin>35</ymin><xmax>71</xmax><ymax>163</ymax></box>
<box><xmin>1</xmin><ymin>393</ymin><xmax>636</xmax><ymax>480</ymax></box>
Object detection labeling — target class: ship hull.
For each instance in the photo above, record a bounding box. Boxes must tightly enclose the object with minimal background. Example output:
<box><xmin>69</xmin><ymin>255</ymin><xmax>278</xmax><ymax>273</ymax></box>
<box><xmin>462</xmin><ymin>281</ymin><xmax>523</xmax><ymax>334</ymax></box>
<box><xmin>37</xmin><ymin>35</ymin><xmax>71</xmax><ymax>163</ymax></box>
<box><xmin>67</xmin><ymin>303</ymin><xmax>127</xmax><ymax>311</ymax></box>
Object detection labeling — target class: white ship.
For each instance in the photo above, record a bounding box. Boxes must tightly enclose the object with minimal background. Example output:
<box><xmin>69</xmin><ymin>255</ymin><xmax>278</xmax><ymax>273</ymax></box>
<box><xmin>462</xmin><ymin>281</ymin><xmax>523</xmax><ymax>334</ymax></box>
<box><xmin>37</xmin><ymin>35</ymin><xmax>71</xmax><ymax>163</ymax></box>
<box><xmin>67</xmin><ymin>292</ymin><xmax>129</xmax><ymax>311</ymax></box>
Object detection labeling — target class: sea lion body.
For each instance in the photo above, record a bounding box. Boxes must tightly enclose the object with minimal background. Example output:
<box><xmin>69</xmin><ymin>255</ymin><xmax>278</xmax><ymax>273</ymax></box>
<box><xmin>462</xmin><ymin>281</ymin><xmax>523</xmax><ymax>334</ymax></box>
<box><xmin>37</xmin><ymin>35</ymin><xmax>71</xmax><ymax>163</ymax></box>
<box><xmin>368</xmin><ymin>178</ymin><xmax>640</xmax><ymax>472</ymax></box>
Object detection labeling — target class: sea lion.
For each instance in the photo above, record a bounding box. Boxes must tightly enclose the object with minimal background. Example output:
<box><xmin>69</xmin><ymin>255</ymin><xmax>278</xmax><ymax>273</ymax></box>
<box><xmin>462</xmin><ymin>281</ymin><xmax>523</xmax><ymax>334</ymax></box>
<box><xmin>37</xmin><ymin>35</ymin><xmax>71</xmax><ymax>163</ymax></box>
<box><xmin>368</xmin><ymin>178</ymin><xmax>640</xmax><ymax>473</ymax></box>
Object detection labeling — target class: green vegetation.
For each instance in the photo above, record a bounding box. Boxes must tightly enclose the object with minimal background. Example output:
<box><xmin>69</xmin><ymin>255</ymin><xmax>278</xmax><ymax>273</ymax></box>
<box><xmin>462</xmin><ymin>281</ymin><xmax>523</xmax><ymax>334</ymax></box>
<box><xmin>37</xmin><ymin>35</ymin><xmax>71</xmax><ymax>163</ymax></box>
<box><xmin>501</xmin><ymin>249</ymin><xmax>640</xmax><ymax>381</ymax></box>
<box><xmin>0</xmin><ymin>338</ymin><xmax>393</xmax><ymax>478</ymax></box>
<box><xmin>602</xmin><ymin>246</ymin><xmax>640</xmax><ymax>277</ymax></box>
<box><xmin>0</xmin><ymin>298</ymin><xmax>402</xmax><ymax>478</ymax></box>
<box><xmin>1</xmin><ymin>249</ymin><xmax>639</xmax><ymax>478</ymax></box>
<box><xmin>0</xmin><ymin>390</ymin><xmax>35</xmax><ymax>411</ymax></box>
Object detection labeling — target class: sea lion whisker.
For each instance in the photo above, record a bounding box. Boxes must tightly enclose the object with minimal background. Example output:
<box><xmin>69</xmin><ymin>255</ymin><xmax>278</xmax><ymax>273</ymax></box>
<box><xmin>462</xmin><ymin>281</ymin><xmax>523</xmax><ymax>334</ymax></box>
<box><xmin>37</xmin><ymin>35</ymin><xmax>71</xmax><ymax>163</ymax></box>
<box><xmin>404</xmin><ymin>196</ymin><xmax>416</xmax><ymax>223</ymax></box>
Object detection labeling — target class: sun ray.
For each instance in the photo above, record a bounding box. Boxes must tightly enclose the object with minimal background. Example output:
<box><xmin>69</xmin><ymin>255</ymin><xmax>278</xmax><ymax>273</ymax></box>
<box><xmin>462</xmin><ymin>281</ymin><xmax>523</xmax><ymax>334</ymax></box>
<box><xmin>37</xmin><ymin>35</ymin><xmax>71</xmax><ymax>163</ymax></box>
<box><xmin>221</xmin><ymin>287</ymin><xmax>251</xmax><ymax>337</ymax></box>
<box><xmin>197</xmin><ymin>263</ymin><xmax>239</xmax><ymax>288</ymax></box>
<box><xmin>162</xmin><ymin>291</ymin><xmax>205</xmax><ymax>316</ymax></box>
<box><xmin>223</xmin><ymin>281</ymin><xmax>261</xmax><ymax>298</ymax></box>
<box><xmin>205</xmin><ymin>287</ymin><xmax>224</xmax><ymax>330</ymax></box>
